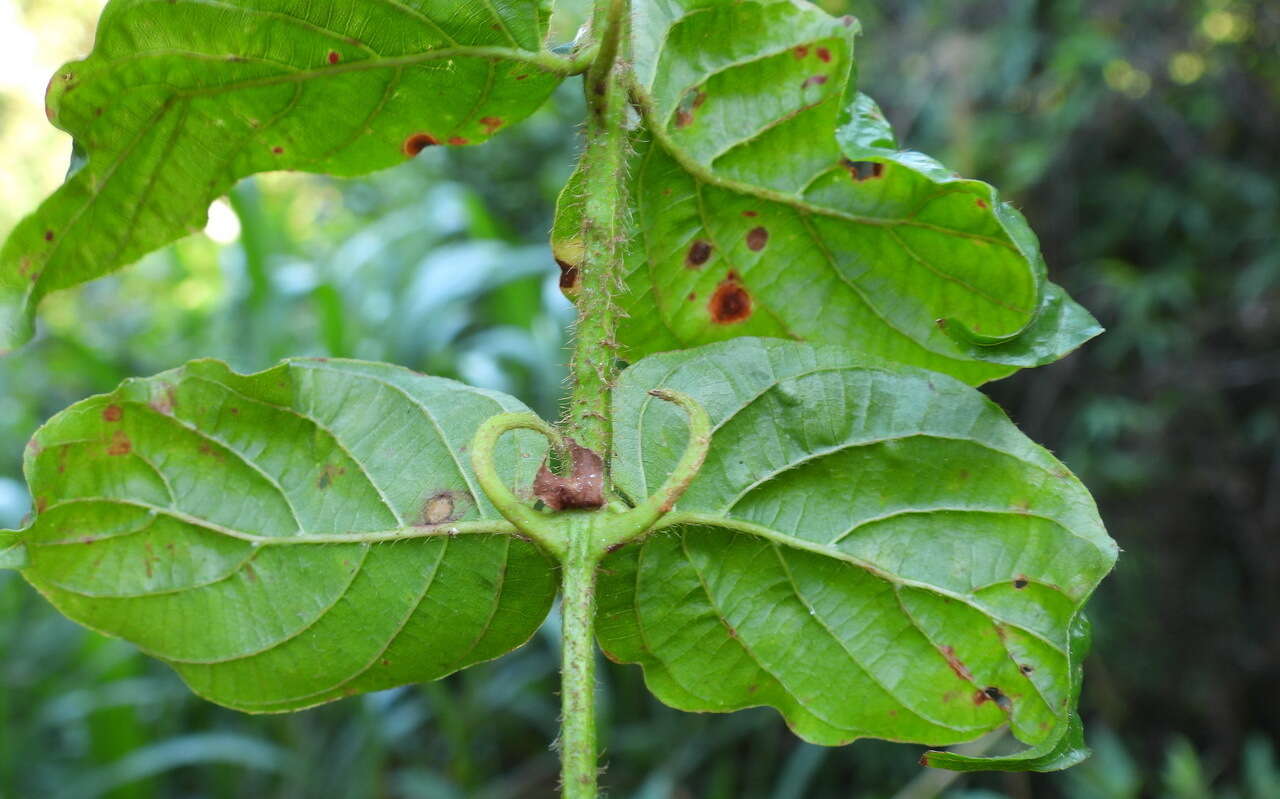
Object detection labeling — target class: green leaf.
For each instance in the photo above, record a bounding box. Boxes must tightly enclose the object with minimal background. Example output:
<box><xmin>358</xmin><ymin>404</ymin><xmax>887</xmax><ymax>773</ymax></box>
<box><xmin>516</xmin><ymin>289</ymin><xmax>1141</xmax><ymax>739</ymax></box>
<box><xmin>0</xmin><ymin>0</ymin><xmax>573</xmax><ymax>351</ymax></box>
<box><xmin>7</xmin><ymin>358</ymin><xmax>557</xmax><ymax>712</ymax></box>
<box><xmin>553</xmin><ymin>0</ymin><xmax>1100</xmax><ymax>384</ymax></box>
<box><xmin>598</xmin><ymin>338</ymin><xmax>1116</xmax><ymax>765</ymax></box>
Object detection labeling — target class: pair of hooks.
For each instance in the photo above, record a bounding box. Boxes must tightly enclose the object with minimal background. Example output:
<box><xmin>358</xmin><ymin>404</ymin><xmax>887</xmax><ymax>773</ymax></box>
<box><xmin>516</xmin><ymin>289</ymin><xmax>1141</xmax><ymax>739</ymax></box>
<box><xmin>467</xmin><ymin>390</ymin><xmax>710</xmax><ymax>560</ymax></box>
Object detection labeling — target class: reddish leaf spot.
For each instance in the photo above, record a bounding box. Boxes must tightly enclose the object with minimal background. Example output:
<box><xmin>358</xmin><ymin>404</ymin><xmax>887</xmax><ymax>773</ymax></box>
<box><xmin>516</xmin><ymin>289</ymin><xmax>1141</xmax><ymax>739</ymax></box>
<box><xmin>676</xmin><ymin>109</ymin><xmax>694</xmax><ymax>128</ymax></box>
<box><xmin>403</xmin><ymin>133</ymin><xmax>438</xmax><ymax>156</ymax></box>
<box><xmin>940</xmin><ymin>645</ymin><xmax>974</xmax><ymax>682</ymax></box>
<box><xmin>746</xmin><ymin>226</ymin><xmax>769</xmax><ymax>251</ymax></box>
<box><xmin>958</xmin><ymin>469</ymin><xmax>971</xmax><ymax>481</ymax></box>
<box><xmin>106</xmin><ymin>430</ymin><xmax>132</xmax><ymax>456</ymax></box>
<box><xmin>973</xmin><ymin>689</ymin><xmax>990</xmax><ymax>705</ymax></box>
<box><xmin>480</xmin><ymin>116</ymin><xmax>504</xmax><ymax>135</ymax></box>
<box><xmin>381</xmin><ymin>658</ymin><xmax>391</xmax><ymax>666</ymax></box>
<box><xmin>793</xmin><ymin>45</ymin><xmax>809</xmax><ymax>59</ymax></box>
<box><xmin>1014</xmin><ymin>576</ymin><xmax>1029</xmax><ymax>589</ymax></box>
<box><xmin>556</xmin><ymin>258</ymin><xmax>579</xmax><ymax>293</ymax></box>
<box><xmin>94</xmin><ymin>107</ymin><xmax>103</xmax><ymax>117</ymax></box>
<box><xmin>44</xmin><ymin>230</ymin><xmax>54</xmax><ymax>242</ymax></box>
<box><xmin>687</xmin><ymin>292</ymin><xmax>697</xmax><ymax>301</ymax></box>
<box><xmin>272</xmin><ymin>146</ymin><xmax>284</xmax><ymax>155</ymax></box>
<box><xmin>709</xmin><ymin>275</ymin><xmax>753</xmax><ymax>325</ymax></box>
<box><xmin>229</xmin><ymin>407</ymin><xmax>240</xmax><ymax>415</ymax></box>
<box><xmin>842</xmin><ymin>159</ymin><xmax>885</xmax><ymax>181</ymax></box>
<box><xmin>447</xmin><ymin>136</ymin><xmax>469</xmax><ymax>146</ymax></box>
<box><xmin>976</xmin><ymin>198</ymin><xmax>989</xmax><ymax>209</ymax></box>
<box><xmin>102</xmin><ymin>405</ymin><xmax>122</xmax><ymax>422</ymax></box>
<box><xmin>515</xmin><ymin>74</ymin><xmax>529</xmax><ymax>81</ymax></box>
<box><xmin>742</xmin><ymin>210</ymin><xmax>758</xmax><ymax>218</ymax></box>
<box><xmin>817</xmin><ymin>47</ymin><xmax>832</xmax><ymax>62</ymax></box>
<box><xmin>802</xmin><ymin>75</ymin><xmax>829</xmax><ymax>88</ymax></box>
<box><xmin>686</xmin><ymin>240</ymin><xmax>713</xmax><ymax>268</ymax></box>
<box><xmin>327</xmin><ymin>50</ymin><xmax>340</xmax><ymax>64</ymax></box>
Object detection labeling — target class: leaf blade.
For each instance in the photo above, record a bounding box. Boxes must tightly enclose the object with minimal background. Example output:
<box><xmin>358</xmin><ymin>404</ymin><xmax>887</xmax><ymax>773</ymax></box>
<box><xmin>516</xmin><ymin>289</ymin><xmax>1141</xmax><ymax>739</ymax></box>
<box><xmin>12</xmin><ymin>358</ymin><xmax>557</xmax><ymax>712</ymax></box>
<box><xmin>601</xmin><ymin>338</ymin><xmax>1115</xmax><ymax>764</ymax></box>
<box><xmin>0</xmin><ymin>0</ymin><xmax>569</xmax><ymax>350</ymax></box>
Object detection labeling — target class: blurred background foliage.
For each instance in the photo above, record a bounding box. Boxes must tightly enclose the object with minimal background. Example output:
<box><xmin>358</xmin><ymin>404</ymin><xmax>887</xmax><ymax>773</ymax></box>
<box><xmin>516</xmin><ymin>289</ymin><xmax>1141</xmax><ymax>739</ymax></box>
<box><xmin>0</xmin><ymin>0</ymin><xmax>1277</xmax><ymax>796</ymax></box>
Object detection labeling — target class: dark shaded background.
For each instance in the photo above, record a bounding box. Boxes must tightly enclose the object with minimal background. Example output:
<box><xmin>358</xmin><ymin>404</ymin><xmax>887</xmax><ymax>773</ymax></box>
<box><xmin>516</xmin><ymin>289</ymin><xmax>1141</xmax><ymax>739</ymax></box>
<box><xmin>0</xmin><ymin>0</ymin><xmax>1276</xmax><ymax>797</ymax></box>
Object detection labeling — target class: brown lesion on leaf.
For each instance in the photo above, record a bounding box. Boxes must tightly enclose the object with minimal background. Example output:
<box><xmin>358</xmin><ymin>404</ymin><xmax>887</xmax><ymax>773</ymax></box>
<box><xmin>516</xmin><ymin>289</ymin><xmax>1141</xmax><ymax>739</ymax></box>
<box><xmin>709</xmin><ymin>272</ymin><xmax>753</xmax><ymax>325</ymax></box>
<box><xmin>802</xmin><ymin>75</ymin><xmax>829</xmax><ymax>88</ymax></box>
<box><xmin>817</xmin><ymin>46</ymin><xmax>832</xmax><ymax>63</ymax></box>
<box><xmin>842</xmin><ymin>159</ymin><xmax>885</xmax><ymax>181</ymax></box>
<box><xmin>940</xmin><ymin>645</ymin><xmax>974</xmax><ymax>682</ymax></box>
<box><xmin>532</xmin><ymin>440</ymin><xmax>605</xmax><ymax>511</ymax></box>
<box><xmin>105</xmin><ymin>430</ymin><xmax>132</xmax><ymax>456</ymax></box>
<box><xmin>327</xmin><ymin>51</ymin><xmax>340</xmax><ymax>65</ymax></box>
<box><xmin>976</xmin><ymin>198</ymin><xmax>989</xmax><ymax>209</ymax></box>
<box><xmin>403</xmin><ymin>133</ymin><xmax>438</xmax><ymax>156</ymax></box>
<box><xmin>1013</xmin><ymin>575</ymin><xmax>1029</xmax><ymax>589</ymax></box>
<box><xmin>686</xmin><ymin>240</ymin><xmax>713</xmax><ymax>268</ymax></box>
<box><xmin>447</xmin><ymin>136</ymin><xmax>469</xmax><ymax>146</ymax></box>
<box><xmin>419</xmin><ymin>490</ymin><xmax>470</xmax><ymax>525</ymax></box>
<box><xmin>674</xmin><ymin>87</ymin><xmax>707</xmax><ymax>129</ymax></box>
<box><xmin>480</xmin><ymin>116</ymin><xmax>504</xmax><ymax>135</ymax></box>
<box><xmin>317</xmin><ymin>463</ymin><xmax>346</xmax><ymax>490</ymax></box>
<box><xmin>44</xmin><ymin>230</ymin><xmax>54</xmax><ymax>242</ymax></box>
<box><xmin>746</xmin><ymin>226</ymin><xmax>769</xmax><ymax>251</ymax></box>
<box><xmin>101</xmin><ymin>405</ymin><xmax>122</xmax><ymax>422</ymax></box>
<box><xmin>556</xmin><ymin>258</ymin><xmax>579</xmax><ymax>294</ymax></box>
<box><xmin>793</xmin><ymin>45</ymin><xmax>809</xmax><ymax>59</ymax></box>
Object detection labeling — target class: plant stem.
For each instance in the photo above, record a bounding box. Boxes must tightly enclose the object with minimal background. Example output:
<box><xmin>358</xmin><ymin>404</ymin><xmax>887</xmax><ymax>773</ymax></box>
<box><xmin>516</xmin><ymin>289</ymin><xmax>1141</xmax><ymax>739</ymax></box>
<box><xmin>558</xmin><ymin>517</ymin><xmax>604</xmax><ymax>799</ymax></box>
<box><xmin>558</xmin><ymin>1</ymin><xmax>627</xmax><ymax>796</ymax></box>
<box><xmin>566</xmin><ymin>0</ymin><xmax>627</xmax><ymax>461</ymax></box>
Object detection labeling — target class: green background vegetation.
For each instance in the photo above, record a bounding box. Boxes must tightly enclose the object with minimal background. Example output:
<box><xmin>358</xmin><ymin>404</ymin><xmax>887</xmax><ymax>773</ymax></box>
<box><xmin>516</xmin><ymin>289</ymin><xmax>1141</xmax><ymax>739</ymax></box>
<box><xmin>0</xmin><ymin>0</ymin><xmax>1276</xmax><ymax>796</ymax></box>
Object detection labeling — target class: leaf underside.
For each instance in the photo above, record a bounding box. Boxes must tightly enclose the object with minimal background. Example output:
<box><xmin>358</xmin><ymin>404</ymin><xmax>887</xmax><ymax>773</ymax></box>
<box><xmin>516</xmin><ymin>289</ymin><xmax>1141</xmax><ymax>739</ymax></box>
<box><xmin>598</xmin><ymin>338</ymin><xmax>1116</xmax><ymax>766</ymax></box>
<box><xmin>12</xmin><ymin>358</ymin><xmax>557</xmax><ymax>712</ymax></box>
<box><xmin>0</xmin><ymin>0</ymin><xmax>566</xmax><ymax>351</ymax></box>
<box><xmin>554</xmin><ymin>0</ymin><xmax>1100</xmax><ymax>385</ymax></box>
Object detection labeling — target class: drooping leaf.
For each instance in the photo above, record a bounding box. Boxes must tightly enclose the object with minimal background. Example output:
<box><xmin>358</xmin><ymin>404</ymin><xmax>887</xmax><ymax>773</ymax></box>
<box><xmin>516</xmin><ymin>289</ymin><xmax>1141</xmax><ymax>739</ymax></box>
<box><xmin>0</xmin><ymin>0</ymin><xmax>573</xmax><ymax>351</ymax></box>
<box><xmin>7</xmin><ymin>358</ymin><xmax>557</xmax><ymax>712</ymax></box>
<box><xmin>552</xmin><ymin>0</ymin><xmax>1100</xmax><ymax>384</ymax></box>
<box><xmin>598</xmin><ymin>338</ymin><xmax>1116</xmax><ymax>766</ymax></box>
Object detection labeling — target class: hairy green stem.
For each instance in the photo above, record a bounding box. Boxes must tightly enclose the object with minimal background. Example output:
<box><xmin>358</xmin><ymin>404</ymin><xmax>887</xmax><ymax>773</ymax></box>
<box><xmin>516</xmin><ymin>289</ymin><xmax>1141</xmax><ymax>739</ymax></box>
<box><xmin>558</xmin><ymin>0</ymin><xmax>628</xmax><ymax>795</ymax></box>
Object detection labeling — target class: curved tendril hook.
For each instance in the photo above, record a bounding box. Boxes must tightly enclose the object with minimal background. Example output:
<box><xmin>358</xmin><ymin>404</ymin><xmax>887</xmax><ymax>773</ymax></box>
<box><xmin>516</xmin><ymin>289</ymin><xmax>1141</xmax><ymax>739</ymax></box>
<box><xmin>610</xmin><ymin>390</ymin><xmax>712</xmax><ymax>545</ymax></box>
<box><xmin>469</xmin><ymin>412</ymin><xmax>568</xmax><ymax>557</ymax></box>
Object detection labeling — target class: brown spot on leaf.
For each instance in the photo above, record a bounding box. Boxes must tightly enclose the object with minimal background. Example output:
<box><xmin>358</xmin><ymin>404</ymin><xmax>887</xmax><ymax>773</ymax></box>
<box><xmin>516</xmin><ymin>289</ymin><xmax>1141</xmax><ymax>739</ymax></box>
<box><xmin>106</xmin><ymin>431</ymin><xmax>132</xmax><ymax>456</ymax></box>
<box><xmin>1011</xmin><ymin>499</ymin><xmax>1031</xmax><ymax>514</ymax></box>
<box><xmin>709</xmin><ymin>275</ymin><xmax>752</xmax><ymax>324</ymax></box>
<box><xmin>556</xmin><ymin>258</ymin><xmax>579</xmax><ymax>293</ymax></box>
<box><xmin>244</xmin><ymin>563</ymin><xmax>258</xmax><ymax>582</ymax></box>
<box><xmin>793</xmin><ymin>45</ymin><xmax>809</xmax><ymax>59</ymax></box>
<box><xmin>515</xmin><ymin>74</ymin><xmax>529</xmax><ymax>81</ymax></box>
<box><xmin>447</xmin><ymin>136</ymin><xmax>468</xmax><ymax>146</ymax></box>
<box><xmin>403</xmin><ymin>133</ymin><xmax>438</xmax><ymax>156</ymax></box>
<box><xmin>746</xmin><ymin>226</ymin><xmax>769</xmax><ymax>251</ymax></box>
<box><xmin>976</xmin><ymin>198</ymin><xmax>989</xmax><ymax>209</ymax></box>
<box><xmin>676</xmin><ymin>109</ymin><xmax>694</xmax><ymax>128</ymax></box>
<box><xmin>532</xmin><ymin>440</ymin><xmax>605</xmax><ymax>511</ymax></box>
<box><xmin>802</xmin><ymin>75</ymin><xmax>829</xmax><ymax>88</ymax></box>
<box><xmin>1013</xmin><ymin>576</ymin><xmax>1029</xmax><ymax>589</ymax></box>
<box><xmin>149</xmin><ymin>384</ymin><xmax>177</xmax><ymax>415</ymax></box>
<box><xmin>686</xmin><ymin>240</ymin><xmax>713</xmax><ymax>268</ymax></box>
<box><xmin>940</xmin><ymin>645</ymin><xmax>974</xmax><ymax>682</ymax></box>
<box><xmin>958</xmin><ymin>469</ymin><xmax>970</xmax><ymax>481</ymax></box>
<box><xmin>327</xmin><ymin>51</ymin><xmax>340</xmax><ymax>64</ymax></box>
<box><xmin>44</xmin><ymin>230</ymin><xmax>54</xmax><ymax>242</ymax></box>
<box><xmin>742</xmin><ymin>210</ymin><xmax>758</xmax><ymax>218</ymax></box>
<box><xmin>842</xmin><ymin>159</ymin><xmax>885</xmax><ymax>181</ymax></box>
<box><xmin>102</xmin><ymin>405</ymin><xmax>122</xmax><ymax>422</ymax></box>
<box><xmin>817</xmin><ymin>47</ymin><xmax>832</xmax><ymax>62</ymax></box>
<box><xmin>1020</xmin><ymin>664</ymin><xmax>1035</xmax><ymax>674</ymax></box>
<box><xmin>317</xmin><ymin>463</ymin><xmax>346</xmax><ymax>490</ymax></box>
<box><xmin>480</xmin><ymin>116</ymin><xmax>504</xmax><ymax>135</ymax></box>
<box><xmin>974</xmin><ymin>689</ymin><xmax>990</xmax><ymax>705</ymax></box>
<box><xmin>35</xmin><ymin>496</ymin><xmax>47</xmax><ymax>513</ymax></box>
<box><xmin>272</xmin><ymin>146</ymin><xmax>284</xmax><ymax>155</ymax></box>
<box><xmin>687</xmin><ymin>292</ymin><xmax>696</xmax><ymax>301</ymax></box>
<box><xmin>420</xmin><ymin>491</ymin><xmax>467</xmax><ymax>525</ymax></box>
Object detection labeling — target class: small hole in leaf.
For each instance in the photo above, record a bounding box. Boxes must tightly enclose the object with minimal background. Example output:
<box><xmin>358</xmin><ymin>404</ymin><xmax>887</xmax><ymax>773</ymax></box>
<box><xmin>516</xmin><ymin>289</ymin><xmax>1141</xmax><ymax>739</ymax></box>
<box><xmin>403</xmin><ymin>133</ymin><xmax>438</xmax><ymax>156</ymax></box>
<box><xmin>843</xmin><ymin>159</ymin><xmax>885</xmax><ymax>181</ymax></box>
